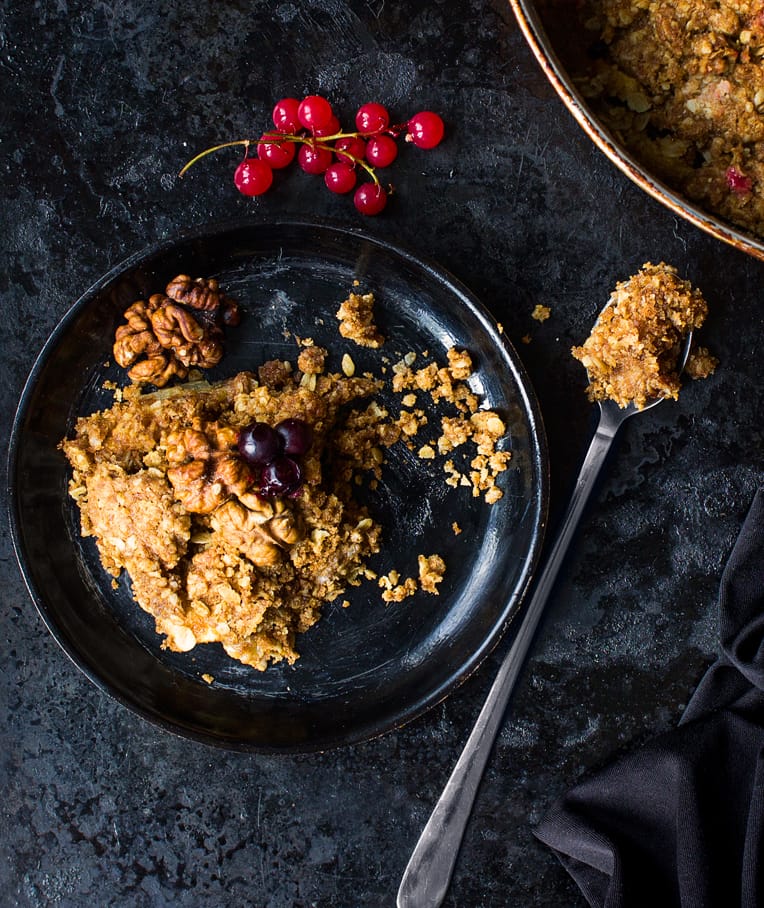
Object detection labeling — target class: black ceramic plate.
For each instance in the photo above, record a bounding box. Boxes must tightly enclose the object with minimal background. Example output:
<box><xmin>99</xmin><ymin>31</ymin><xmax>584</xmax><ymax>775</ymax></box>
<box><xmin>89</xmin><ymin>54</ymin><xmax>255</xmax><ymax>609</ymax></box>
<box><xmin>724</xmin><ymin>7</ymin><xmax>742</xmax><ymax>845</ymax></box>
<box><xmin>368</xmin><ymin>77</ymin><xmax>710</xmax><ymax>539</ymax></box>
<box><xmin>9</xmin><ymin>219</ymin><xmax>548</xmax><ymax>753</ymax></box>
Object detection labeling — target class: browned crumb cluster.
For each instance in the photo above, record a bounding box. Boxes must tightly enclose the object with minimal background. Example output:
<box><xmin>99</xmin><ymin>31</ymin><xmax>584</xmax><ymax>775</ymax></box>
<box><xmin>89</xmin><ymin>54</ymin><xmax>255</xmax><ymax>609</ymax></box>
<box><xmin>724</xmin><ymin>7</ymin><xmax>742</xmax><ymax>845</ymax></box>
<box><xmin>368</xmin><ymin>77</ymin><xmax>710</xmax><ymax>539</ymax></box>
<box><xmin>378</xmin><ymin>570</ymin><xmax>418</xmax><ymax>602</ymax></box>
<box><xmin>571</xmin><ymin>262</ymin><xmax>715</xmax><ymax>409</ymax></box>
<box><xmin>336</xmin><ymin>291</ymin><xmax>385</xmax><ymax>348</ymax></box>
<box><xmin>296</xmin><ymin>340</ymin><xmax>328</xmax><ymax>375</ymax></box>
<box><xmin>685</xmin><ymin>345</ymin><xmax>719</xmax><ymax>380</ymax></box>
<box><xmin>418</xmin><ymin>554</ymin><xmax>447</xmax><ymax>593</ymax></box>
<box><xmin>532</xmin><ymin>304</ymin><xmax>551</xmax><ymax>322</ymax></box>
<box><xmin>390</xmin><ymin>347</ymin><xmax>511</xmax><ymax>504</ymax></box>
<box><xmin>378</xmin><ymin>554</ymin><xmax>446</xmax><ymax>602</ymax></box>
<box><xmin>554</xmin><ymin>0</ymin><xmax>764</xmax><ymax>237</ymax></box>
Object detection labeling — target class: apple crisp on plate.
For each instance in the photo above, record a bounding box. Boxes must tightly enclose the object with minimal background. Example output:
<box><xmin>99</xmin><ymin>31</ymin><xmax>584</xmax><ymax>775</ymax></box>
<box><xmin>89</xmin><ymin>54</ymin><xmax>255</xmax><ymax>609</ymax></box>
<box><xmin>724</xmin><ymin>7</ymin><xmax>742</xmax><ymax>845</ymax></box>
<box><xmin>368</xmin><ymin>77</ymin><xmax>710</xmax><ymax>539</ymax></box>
<box><xmin>61</xmin><ymin>282</ymin><xmax>512</xmax><ymax>672</ymax></box>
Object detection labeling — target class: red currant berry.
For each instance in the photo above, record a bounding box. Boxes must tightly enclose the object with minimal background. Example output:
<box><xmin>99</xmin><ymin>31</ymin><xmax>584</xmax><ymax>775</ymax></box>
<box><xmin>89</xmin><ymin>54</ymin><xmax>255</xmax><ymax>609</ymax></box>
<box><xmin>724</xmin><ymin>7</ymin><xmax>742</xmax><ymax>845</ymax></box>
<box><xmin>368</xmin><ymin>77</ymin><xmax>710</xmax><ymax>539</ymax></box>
<box><xmin>272</xmin><ymin>97</ymin><xmax>301</xmax><ymax>133</ymax></box>
<box><xmin>298</xmin><ymin>95</ymin><xmax>334</xmax><ymax>131</ymax></box>
<box><xmin>355</xmin><ymin>102</ymin><xmax>390</xmax><ymax>134</ymax></box>
<box><xmin>233</xmin><ymin>158</ymin><xmax>273</xmax><ymax>196</ymax></box>
<box><xmin>726</xmin><ymin>166</ymin><xmax>752</xmax><ymax>194</ymax></box>
<box><xmin>257</xmin><ymin>135</ymin><xmax>296</xmax><ymax>169</ymax></box>
<box><xmin>353</xmin><ymin>183</ymin><xmax>388</xmax><ymax>215</ymax></box>
<box><xmin>407</xmin><ymin>111</ymin><xmax>445</xmax><ymax>149</ymax></box>
<box><xmin>297</xmin><ymin>143</ymin><xmax>333</xmax><ymax>175</ymax></box>
<box><xmin>312</xmin><ymin>114</ymin><xmax>340</xmax><ymax>138</ymax></box>
<box><xmin>274</xmin><ymin>418</ymin><xmax>312</xmax><ymax>456</ymax></box>
<box><xmin>238</xmin><ymin>422</ymin><xmax>283</xmax><ymax>465</ymax></box>
<box><xmin>324</xmin><ymin>161</ymin><xmax>357</xmax><ymax>194</ymax></box>
<box><xmin>365</xmin><ymin>134</ymin><xmax>398</xmax><ymax>168</ymax></box>
<box><xmin>260</xmin><ymin>456</ymin><xmax>302</xmax><ymax>496</ymax></box>
<box><xmin>335</xmin><ymin>136</ymin><xmax>366</xmax><ymax>165</ymax></box>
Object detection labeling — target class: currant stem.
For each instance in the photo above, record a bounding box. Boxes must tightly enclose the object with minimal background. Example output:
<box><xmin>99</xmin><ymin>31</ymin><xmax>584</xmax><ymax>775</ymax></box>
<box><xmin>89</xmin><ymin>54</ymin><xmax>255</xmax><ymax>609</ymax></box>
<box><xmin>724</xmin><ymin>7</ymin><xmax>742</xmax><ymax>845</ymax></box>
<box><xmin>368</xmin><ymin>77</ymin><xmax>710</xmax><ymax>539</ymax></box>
<box><xmin>181</xmin><ymin>132</ymin><xmax>381</xmax><ymax>186</ymax></box>
<box><xmin>274</xmin><ymin>133</ymin><xmax>379</xmax><ymax>182</ymax></box>
<box><xmin>178</xmin><ymin>140</ymin><xmax>251</xmax><ymax>178</ymax></box>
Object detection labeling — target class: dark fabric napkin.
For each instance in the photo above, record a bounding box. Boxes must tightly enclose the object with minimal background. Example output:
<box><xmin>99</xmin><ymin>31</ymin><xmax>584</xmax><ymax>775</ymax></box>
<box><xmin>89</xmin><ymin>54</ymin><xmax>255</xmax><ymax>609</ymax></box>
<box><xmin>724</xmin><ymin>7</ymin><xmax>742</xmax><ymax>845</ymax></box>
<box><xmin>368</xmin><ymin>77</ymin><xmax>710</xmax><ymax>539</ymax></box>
<box><xmin>535</xmin><ymin>488</ymin><xmax>764</xmax><ymax>908</ymax></box>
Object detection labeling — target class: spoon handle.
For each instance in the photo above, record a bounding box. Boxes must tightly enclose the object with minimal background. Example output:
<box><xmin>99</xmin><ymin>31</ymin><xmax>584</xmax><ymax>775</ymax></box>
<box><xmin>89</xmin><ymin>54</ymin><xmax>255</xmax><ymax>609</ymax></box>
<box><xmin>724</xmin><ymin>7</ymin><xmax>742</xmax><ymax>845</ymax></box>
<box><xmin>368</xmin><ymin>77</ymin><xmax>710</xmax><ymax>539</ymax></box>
<box><xmin>396</xmin><ymin>414</ymin><xmax>619</xmax><ymax>908</ymax></box>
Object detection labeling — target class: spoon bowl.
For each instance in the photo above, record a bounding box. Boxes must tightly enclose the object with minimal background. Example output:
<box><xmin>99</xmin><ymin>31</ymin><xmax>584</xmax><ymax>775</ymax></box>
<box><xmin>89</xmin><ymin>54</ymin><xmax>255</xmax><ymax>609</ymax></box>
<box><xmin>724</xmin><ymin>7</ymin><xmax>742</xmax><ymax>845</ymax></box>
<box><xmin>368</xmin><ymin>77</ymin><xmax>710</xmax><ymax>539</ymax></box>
<box><xmin>594</xmin><ymin>326</ymin><xmax>695</xmax><ymax>436</ymax></box>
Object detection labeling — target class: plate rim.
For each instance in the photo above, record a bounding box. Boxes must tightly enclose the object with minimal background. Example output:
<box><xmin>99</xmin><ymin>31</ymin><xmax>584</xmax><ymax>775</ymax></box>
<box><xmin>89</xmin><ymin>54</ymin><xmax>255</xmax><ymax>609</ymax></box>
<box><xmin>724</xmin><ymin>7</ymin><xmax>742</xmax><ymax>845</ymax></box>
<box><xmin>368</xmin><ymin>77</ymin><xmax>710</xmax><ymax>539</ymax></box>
<box><xmin>7</xmin><ymin>216</ymin><xmax>550</xmax><ymax>752</ymax></box>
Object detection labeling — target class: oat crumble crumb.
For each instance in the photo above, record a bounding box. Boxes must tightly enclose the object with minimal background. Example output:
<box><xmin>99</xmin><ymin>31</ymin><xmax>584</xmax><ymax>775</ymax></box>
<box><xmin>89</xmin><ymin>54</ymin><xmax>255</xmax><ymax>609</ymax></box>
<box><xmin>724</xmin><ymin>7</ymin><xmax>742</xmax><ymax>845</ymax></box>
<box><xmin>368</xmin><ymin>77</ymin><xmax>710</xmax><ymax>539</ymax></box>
<box><xmin>336</xmin><ymin>291</ymin><xmax>385</xmax><ymax>348</ymax></box>
<box><xmin>379</xmin><ymin>569</ymin><xmax>401</xmax><ymax>588</ymax></box>
<box><xmin>379</xmin><ymin>572</ymin><xmax>418</xmax><ymax>602</ymax></box>
<box><xmin>686</xmin><ymin>345</ymin><xmax>719</xmax><ymax>380</ymax></box>
<box><xmin>297</xmin><ymin>345</ymin><xmax>327</xmax><ymax>375</ymax></box>
<box><xmin>446</xmin><ymin>347</ymin><xmax>473</xmax><ymax>380</ymax></box>
<box><xmin>396</xmin><ymin>409</ymin><xmax>428</xmax><ymax>438</ymax></box>
<box><xmin>418</xmin><ymin>554</ymin><xmax>446</xmax><ymax>594</ymax></box>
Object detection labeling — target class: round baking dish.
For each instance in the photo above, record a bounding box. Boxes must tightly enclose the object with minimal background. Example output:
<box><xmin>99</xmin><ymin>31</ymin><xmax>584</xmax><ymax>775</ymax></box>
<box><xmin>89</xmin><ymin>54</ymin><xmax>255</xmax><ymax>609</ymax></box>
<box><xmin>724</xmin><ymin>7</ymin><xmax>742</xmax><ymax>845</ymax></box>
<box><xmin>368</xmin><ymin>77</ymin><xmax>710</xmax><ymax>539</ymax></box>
<box><xmin>509</xmin><ymin>0</ymin><xmax>764</xmax><ymax>261</ymax></box>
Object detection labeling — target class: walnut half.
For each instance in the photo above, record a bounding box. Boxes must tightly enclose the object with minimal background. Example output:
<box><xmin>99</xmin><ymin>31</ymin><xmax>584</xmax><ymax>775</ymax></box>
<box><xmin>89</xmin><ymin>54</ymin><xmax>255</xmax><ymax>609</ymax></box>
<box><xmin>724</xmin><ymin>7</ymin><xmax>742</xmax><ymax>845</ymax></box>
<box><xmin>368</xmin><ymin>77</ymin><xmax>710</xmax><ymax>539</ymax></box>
<box><xmin>112</xmin><ymin>275</ymin><xmax>241</xmax><ymax>387</ymax></box>
<box><xmin>165</xmin><ymin>421</ymin><xmax>250</xmax><ymax>514</ymax></box>
<box><xmin>166</xmin><ymin>274</ymin><xmax>241</xmax><ymax>326</ymax></box>
<box><xmin>211</xmin><ymin>499</ymin><xmax>303</xmax><ymax>567</ymax></box>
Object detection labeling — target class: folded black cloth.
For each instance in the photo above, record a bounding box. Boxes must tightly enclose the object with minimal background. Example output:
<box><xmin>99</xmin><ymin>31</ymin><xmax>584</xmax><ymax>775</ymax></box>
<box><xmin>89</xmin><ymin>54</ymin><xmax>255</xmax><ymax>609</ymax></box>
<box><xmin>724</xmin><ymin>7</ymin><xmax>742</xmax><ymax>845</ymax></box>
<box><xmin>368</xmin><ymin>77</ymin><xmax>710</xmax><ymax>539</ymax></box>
<box><xmin>535</xmin><ymin>488</ymin><xmax>764</xmax><ymax>908</ymax></box>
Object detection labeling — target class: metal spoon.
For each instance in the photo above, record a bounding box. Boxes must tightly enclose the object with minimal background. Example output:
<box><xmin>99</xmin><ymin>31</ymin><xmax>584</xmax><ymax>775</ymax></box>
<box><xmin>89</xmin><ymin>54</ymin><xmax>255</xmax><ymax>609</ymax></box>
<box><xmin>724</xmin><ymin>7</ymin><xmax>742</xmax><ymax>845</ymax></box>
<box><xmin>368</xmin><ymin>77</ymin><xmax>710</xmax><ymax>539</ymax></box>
<box><xmin>396</xmin><ymin>326</ymin><xmax>695</xmax><ymax>908</ymax></box>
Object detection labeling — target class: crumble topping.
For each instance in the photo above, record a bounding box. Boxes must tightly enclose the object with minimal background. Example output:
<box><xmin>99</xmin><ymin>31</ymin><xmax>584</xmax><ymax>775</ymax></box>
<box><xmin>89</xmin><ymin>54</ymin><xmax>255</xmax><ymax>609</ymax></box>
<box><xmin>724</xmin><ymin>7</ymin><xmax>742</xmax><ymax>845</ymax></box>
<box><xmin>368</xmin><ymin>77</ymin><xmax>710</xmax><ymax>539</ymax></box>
<box><xmin>571</xmin><ymin>262</ymin><xmax>714</xmax><ymax>409</ymax></box>
<box><xmin>418</xmin><ymin>554</ymin><xmax>446</xmax><ymax>594</ymax></box>
<box><xmin>378</xmin><ymin>555</ymin><xmax>445</xmax><ymax>602</ymax></box>
<box><xmin>63</xmin><ymin>370</ymin><xmax>387</xmax><ymax>669</ymax></box>
<box><xmin>686</xmin><ymin>345</ymin><xmax>719</xmax><ymax>379</ymax></box>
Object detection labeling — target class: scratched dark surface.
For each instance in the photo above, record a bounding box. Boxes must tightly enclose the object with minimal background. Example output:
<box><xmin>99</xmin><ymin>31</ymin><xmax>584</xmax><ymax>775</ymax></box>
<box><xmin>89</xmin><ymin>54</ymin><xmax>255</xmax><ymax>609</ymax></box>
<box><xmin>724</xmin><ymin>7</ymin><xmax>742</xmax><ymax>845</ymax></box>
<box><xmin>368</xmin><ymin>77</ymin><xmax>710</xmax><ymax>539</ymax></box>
<box><xmin>2</xmin><ymin>1</ymin><xmax>763</xmax><ymax>906</ymax></box>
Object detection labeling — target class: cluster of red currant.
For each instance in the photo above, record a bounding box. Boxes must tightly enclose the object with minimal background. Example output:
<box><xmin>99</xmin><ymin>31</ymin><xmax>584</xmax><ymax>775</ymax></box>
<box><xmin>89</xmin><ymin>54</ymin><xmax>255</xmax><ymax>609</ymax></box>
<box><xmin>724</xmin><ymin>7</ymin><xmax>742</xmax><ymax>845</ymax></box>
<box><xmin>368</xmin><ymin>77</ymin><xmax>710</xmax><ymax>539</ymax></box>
<box><xmin>179</xmin><ymin>94</ymin><xmax>445</xmax><ymax>216</ymax></box>
<box><xmin>237</xmin><ymin>418</ymin><xmax>312</xmax><ymax>497</ymax></box>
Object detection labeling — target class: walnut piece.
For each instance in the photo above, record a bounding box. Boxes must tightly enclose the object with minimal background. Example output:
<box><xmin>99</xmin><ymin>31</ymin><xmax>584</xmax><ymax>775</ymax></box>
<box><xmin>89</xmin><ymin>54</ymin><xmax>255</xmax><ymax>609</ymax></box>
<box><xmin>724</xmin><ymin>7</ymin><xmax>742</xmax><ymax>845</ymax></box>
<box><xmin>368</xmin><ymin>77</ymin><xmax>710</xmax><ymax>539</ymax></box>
<box><xmin>166</xmin><ymin>274</ymin><xmax>240</xmax><ymax>326</ymax></box>
<box><xmin>165</xmin><ymin>421</ymin><xmax>251</xmax><ymax>514</ymax></box>
<box><xmin>127</xmin><ymin>354</ymin><xmax>188</xmax><ymax>386</ymax></box>
<box><xmin>150</xmin><ymin>298</ymin><xmax>223</xmax><ymax>368</ymax></box>
<box><xmin>113</xmin><ymin>299</ymin><xmax>163</xmax><ymax>367</ymax></box>
<box><xmin>112</xmin><ymin>275</ymin><xmax>240</xmax><ymax>387</ymax></box>
<box><xmin>210</xmin><ymin>498</ymin><xmax>303</xmax><ymax>568</ymax></box>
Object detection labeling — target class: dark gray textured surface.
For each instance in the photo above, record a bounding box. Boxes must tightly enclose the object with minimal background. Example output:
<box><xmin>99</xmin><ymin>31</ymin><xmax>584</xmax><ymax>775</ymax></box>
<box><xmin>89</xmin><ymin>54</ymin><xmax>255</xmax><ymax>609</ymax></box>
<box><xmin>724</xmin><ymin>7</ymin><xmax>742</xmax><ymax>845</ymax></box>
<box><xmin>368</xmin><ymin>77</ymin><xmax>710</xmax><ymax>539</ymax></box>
<box><xmin>2</xmin><ymin>1</ymin><xmax>762</xmax><ymax>905</ymax></box>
